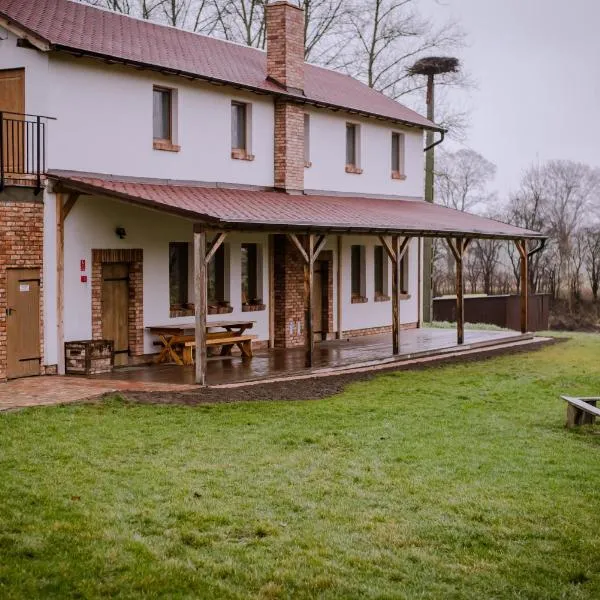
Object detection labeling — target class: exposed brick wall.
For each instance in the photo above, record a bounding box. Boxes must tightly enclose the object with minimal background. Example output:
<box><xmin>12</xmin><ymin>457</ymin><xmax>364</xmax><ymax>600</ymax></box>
<box><xmin>266</xmin><ymin>1</ymin><xmax>305</xmax><ymax>91</ymax></box>
<box><xmin>91</xmin><ymin>248</ymin><xmax>144</xmax><ymax>358</ymax></box>
<box><xmin>0</xmin><ymin>194</ymin><xmax>44</xmax><ymax>382</ymax></box>
<box><xmin>273</xmin><ymin>234</ymin><xmax>305</xmax><ymax>347</ymax></box>
<box><xmin>342</xmin><ymin>322</ymin><xmax>418</xmax><ymax>338</ymax></box>
<box><xmin>274</xmin><ymin>101</ymin><xmax>304</xmax><ymax>192</ymax></box>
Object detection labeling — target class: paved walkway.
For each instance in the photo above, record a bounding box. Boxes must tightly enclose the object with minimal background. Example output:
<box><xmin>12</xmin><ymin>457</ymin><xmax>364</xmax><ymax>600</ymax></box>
<box><xmin>0</xmin><ymin>376</ymin><xmax>196</xmax><ymax>412</ymax></box>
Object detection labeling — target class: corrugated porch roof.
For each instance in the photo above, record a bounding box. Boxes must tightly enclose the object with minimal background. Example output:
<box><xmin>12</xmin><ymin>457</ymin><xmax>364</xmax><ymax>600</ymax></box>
<box><xmin>48</xmin><ymin>171</ymin><xmax>545</xmax><ymax>240</ymax></box>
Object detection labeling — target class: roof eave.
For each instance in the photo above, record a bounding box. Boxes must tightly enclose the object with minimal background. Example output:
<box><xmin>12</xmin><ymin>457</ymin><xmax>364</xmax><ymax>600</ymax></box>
<box><xmin>51</xmin><ymin>44</ymin><xmax>443</xmax><ymax>133</ymax></box>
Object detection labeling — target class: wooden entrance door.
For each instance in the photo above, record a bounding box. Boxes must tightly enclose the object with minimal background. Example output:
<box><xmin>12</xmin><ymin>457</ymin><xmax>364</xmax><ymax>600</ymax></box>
<box><xmin>312</xmin><ymin>260</ymin><xmax>329</xmax><ymax>340</ymax></box>
<box><xmin>6</xmin><ymin>268</ymin><xmax>41</xmax><ymax>379</ymax></box>
<box><xmin>0</xmin><ymin>69</ymin><xmax>25</xmax><ymax>173</ymax></box>
<box><xmin>102</xmin><ymin>263</ymin><xmax>130</xmax><ymax>367</ymax></box>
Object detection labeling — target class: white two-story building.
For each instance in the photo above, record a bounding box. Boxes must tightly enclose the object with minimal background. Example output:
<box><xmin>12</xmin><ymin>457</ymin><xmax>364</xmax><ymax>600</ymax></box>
<box><xmin>0</xmin><ymin>0</ymin><xmax>543</xmax><ymax>384</ymax></box>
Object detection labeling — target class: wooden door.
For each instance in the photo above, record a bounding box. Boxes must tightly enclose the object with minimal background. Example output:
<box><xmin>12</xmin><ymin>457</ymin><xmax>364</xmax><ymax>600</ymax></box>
<box><xmin>102</xmin><ymin>263</ymin><xmax>130</xmax><ymax>367</ymax></box>
<box><xmin>313</xmin><ymin>262</ymin><xmax>324</xmax><ymax>337</ymax></box>
<box><xmin>0</xmin><ymin>69</ymin><xmax>25</xmax><ymax>173</ymax></box>
<box><xmin>6</xmin><ymin>268</ymin><xmax>41</xmax><ymax>379</ymax></box>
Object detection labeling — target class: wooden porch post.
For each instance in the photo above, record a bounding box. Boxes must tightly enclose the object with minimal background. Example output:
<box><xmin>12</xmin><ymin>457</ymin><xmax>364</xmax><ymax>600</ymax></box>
<box><xmin>379</xmin><ymin>235</ymin><xmax>410</xmax><ymax>355</ymax></box>
<box><xmin>194</xmin><ymin>228</ymin><xmax>207</xmax><ymax>386</ymax></box>
<box><xmin>287</xmin><ymin>233</ymin><xmax>327</xmax><ymax>368</ymax></box>
<box><xmin>516</xmin><ymin>239</ymin><xmax>529</xmax><ymax>334</ymax></box>
<box><xmin>446</xmin><ymin>237</ymin><xmax>470</xmax><ymax>345</ymax></box>
<box><xmin>56</xmin><ymin>192</ymin><xmax>79</xmax><ymax>374</ymax></box>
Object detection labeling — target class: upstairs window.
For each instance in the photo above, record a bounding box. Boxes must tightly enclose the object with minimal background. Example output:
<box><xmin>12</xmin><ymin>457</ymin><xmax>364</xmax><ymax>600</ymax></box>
<box><xmin>391</xmin><ymin>132</ymin><xmax>406</xmax><ymax>179</ymax></box>
<box><xmin>304</xmin><ymin>113</ymin><xmax>311</xmax><ymax>166</ymax></box>
<box><xmin>350</xmin><ymin>244</ymin><xmax>367</xmax><ymax>302</ymax></box>
<box><xmin>374</xmin><ymin>245</ymin><xmax>389</xmax><ymax>299</ymax></box>
<box><xmin>346</xmin><ymin>123</ymin><xmax>362</xmax><ymax>174</ymax></box>
<box><xmin>153</xmin><ymin>87</ymin><xmax>171</xmax><ymax>141</ymax></box>
<box><xmin>231</xmin><ymin>101</ymin><xmax>254</xmax><ymax>161</ymax></box>
<box><xmin>153</xmin><ymin>86</ymin><xmax>179</xmax><ymax>151</ymax></box>
<box><xmin>169</xmin><ymin>242</ymin><xmax>188</xmax><ymax>309</ymax></box>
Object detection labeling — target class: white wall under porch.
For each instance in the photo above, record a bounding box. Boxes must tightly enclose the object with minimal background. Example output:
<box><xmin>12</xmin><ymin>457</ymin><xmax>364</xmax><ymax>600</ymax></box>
<box><xmin>59</xmin><ymin>194</ymin><xmax>271</xmax><ymax>355</ymax></box>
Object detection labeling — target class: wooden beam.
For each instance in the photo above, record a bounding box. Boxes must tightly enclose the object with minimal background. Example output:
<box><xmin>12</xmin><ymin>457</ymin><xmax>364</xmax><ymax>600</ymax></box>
<box><xmin>305</xmin><ymin>234</ymin><xmax>315</xmax><ymax>368</ymax></box>
<box><xmin>336</xmin><ymin>235</ymin><xmax>343</xmax><ymax>339</ymax></box>
<box><xmin>204</xmin><ymin>231</ymin><xmax>227</xmax><ymax>265</ymax></box>
<box><xmin>287</xmin><ymin>233</ymin><xmax>309</xmax><ymax>264</ymax></box>
<box><xmin>194</xmin><ymin>229</ymin><xmax>207</xmax><ymax>386</ymax></box>
<box><xmin>391</xmin><ymin>235</ymin><xmax>401</xmax><ymax>355</ymax></box>
<box><xmin>516</xmin><ymin>239</ymin><xmax>528</xmax><ymax>334</ymax></box>
<box><xmin>56</xmin><ymin>194</ymin><xmax>66</xmax><ymax>374</ymax></box>
<box><xmin>446</xmin><ymin>237</ymin><xmax>467</xmax><ymax>345</ymax></box>
<box><xmin>62</xmin><ymin>193</ymin><xmax>79</xmax><ymax>221</ymax></box>
<box><xmin>379</xmin><ymin>235</ymin><xmax>396</xmax><ymax>264</ymax></box>
<box><xmin>312</xmin><ymin>234</ymin><xmax>327</xmax><ymax>264</ymax></box>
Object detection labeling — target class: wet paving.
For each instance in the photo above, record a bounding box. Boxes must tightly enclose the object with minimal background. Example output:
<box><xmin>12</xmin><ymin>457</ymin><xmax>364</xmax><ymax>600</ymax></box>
<box><xmin>89</xmin><ymin>328</ymin><xmax>524</xmax><ymax>387</ymax></box>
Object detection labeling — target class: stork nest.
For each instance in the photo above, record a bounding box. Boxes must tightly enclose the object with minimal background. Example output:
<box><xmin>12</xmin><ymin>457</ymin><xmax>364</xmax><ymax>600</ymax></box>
<box><xmin>408</xmin><ymin>56</ymin><xmax>460</xmax><ymax>76</ymax></box>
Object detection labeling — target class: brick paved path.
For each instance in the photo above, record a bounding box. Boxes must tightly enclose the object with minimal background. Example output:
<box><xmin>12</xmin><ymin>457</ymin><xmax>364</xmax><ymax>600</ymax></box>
<box><xmin>0</xmin><ymin>376</ymin><xmax>195</xmax><ymax>412</ymax></box>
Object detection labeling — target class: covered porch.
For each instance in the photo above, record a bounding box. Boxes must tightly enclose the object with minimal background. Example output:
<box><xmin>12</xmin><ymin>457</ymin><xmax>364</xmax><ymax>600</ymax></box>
<box><xmin>50</xmin><ymin>171</ymin><xmax>546</xmax><ymax>387</ymax></box>
<box><xmin>87</xmin><ymin>327</ymin><xmax>536</xmax><ymax>387</ymax></box>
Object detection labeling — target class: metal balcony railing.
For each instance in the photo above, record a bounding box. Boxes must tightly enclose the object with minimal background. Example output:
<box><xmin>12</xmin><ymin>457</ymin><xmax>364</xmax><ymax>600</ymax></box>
<box><xmin>0</xmin><ymin>112</ymin><xmax>54</xmax><ymax>194</ymax></box>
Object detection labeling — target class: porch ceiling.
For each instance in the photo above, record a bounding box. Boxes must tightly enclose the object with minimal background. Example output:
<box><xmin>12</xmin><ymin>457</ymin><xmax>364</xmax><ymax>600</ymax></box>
<box><xmin>49</xmin><ymin>171</ymin><xmax>545</xmax><ymax>240</ymax></box>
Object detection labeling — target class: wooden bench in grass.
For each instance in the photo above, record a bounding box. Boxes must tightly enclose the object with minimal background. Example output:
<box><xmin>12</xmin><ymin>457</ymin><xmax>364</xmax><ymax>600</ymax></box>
<box><xmin>561</xmin><ymin>396</ymin><xmax>600</xmax><ymax>428</ymax></box>
<box><xmin>183</xmin><ymin>334</ymin><xmax>257</xmax><ymax>365</ymax></box>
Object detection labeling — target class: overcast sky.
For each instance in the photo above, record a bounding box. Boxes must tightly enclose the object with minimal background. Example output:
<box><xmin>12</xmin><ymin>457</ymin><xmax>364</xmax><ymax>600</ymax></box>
<box><xmin>421</xmin><ymin>0</ymin><xmax>600</xmax><ymax>199</ymax></box>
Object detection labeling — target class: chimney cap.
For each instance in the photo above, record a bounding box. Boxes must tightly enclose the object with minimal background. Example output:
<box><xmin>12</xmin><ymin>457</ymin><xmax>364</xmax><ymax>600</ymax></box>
<box><xmin>267</xmin><ymin>0</ymin><xmax>304</xmax><ymax>11</ymax></box>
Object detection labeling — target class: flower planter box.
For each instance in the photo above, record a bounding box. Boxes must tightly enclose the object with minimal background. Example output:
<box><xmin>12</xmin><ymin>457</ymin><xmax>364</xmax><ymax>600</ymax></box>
<box><xmin>65</xmin><ymin>340</ymin><xmax>114</xmax><ymax>375</ymax></box>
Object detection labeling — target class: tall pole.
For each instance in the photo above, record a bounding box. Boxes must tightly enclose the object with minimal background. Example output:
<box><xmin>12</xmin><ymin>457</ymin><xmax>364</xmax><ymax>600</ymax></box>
<box><xmin>422</xmin><ymin>73</ymin><xmax>435</xmax><ymax>323</ymax></box>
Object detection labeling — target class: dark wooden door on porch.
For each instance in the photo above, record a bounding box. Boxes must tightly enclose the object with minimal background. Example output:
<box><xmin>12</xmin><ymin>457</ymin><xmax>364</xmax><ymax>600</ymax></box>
<box><xmin>6</xmin><ymin>268</ymin><xmax>41</xmax><ymax>379</ymax></box>
<box><xmin>0</xmin><ymin>68</ymin><xmax>25</xmax><ymax>173</ymax></box>
<box><xmin>313</xmin><ymin>260</ymin><xmax>328</xmax><ymax>339</ymax></box>
<box><xmin>102</xmin><ymin>263</ymin><xmax>130</xmax><ymax>367</ymax></box>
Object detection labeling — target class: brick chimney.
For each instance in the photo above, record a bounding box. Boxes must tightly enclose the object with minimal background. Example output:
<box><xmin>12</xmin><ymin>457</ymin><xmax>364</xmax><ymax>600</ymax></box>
<box><xmin>267</xmin><ymin>1</ymin><xmax>306</xmax><ymax>193</ymax></box>
<box><xmin>266</xmin><ymin>1</ymin><xmax>305</xmax><ymax>93</ymax></box>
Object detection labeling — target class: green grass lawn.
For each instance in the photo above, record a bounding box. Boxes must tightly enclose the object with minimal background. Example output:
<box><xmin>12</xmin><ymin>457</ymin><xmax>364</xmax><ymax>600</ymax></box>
<box><xmin>1</xmin><ymin>335</ymin><xmax>600</xmax><ymax>599</ymax></box>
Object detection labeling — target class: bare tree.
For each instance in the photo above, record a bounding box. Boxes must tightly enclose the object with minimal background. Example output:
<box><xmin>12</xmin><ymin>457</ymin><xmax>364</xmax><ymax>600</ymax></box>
<box><xmin>435</xmin><ymin>148</ymin><xmax>496</xmax><ymax>212</ymax></box>
<box><xmin>472</xmin><ymin>238</ymin><xmax>502</xmax><ymax>295</ymax></box>
<box><xmin>584</xmin><ymin>227</ymin><xmax>600</xmax><ymax>302</ymax></box>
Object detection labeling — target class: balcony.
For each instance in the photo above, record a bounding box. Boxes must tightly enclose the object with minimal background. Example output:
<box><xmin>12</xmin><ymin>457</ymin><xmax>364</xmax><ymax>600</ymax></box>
<box><xmin>0</xmin><ymin>112</ymin><xmax>53</xmax><ymax>194</ymax></box>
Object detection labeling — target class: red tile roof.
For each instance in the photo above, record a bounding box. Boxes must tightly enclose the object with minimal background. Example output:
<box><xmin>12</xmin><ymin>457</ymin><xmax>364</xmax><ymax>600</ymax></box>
<box><xmin>0</xmin><ymin>0</ymin><xmax>439</xmax><ymax>131</ymax></box>
<box><xmin>49</xmin><ymin>171</ymin><xmax>544</xmax><ymax>240</ymax></box>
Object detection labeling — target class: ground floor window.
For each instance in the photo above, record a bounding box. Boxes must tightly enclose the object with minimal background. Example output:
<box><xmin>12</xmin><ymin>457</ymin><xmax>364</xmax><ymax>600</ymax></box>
<box><xmin>351</xmin><ymin>244</ymin><xmax>367</xmax><ymax>303</ymax></box>
<box><xmin>207</xmin><ymin>244</ymin><xmax>231</xmax><ymax>314</ymax></box>
<box><xmin>169</xmin><ymin>242</ymin><xmax>189</xmax><ymax>311</ymax></box>
<box><xmin>241</xmin><ymin>243</ymin><xmax>265</xmax><ymax>311</ymax></box>
<box><xmin>400</xmin><ymin>248</ymin><xmax>409</xmax><ymax>294</ymax></box>
<box><xmin>374</xmin><ymin>245</ymin><xmax>390</xmax><ymax>301</ymax></box>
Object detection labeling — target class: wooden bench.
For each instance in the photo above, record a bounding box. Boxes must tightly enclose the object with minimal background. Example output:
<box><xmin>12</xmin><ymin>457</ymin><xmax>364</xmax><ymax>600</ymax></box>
<box><xmin>561</xmin><ymin>396</ymin><xmax>600</xmax><ymax>428</ymax></box>
<box><xmin>183</xmin><ymin>335</ymin><xmax>256</xmax><ymax>365</ymax></box>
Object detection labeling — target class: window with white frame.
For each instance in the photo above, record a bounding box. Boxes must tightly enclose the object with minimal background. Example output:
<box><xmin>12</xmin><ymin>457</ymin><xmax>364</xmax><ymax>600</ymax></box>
<box><xmin>231</xmin><ymin>101</ymin><xmax>253</xmax><ymax>160</ymax></box>
<box><xmin>169</xmin><ymin>242</ymin><xmax>189</xmax><ymax>314</ymax></box>
<box><xmin>374</xmin><ymin>245</ymin><xmax>389</xmax><ymax>300</ymax></box>
<box><xmin>391</xmin><ymin>131</ymin><xmax>405</xmax><ymax>179</ymax></box>
<box><xmin>153</xmin><ymin>86</ymin><xmax>179</xmax><ymax>151</ymax></box>
<box><xmin>350</xmin><ymin>244</ymin><xmax>367</xmax><ymax>302</ymax></box>
<box><xmin>241</xmin><ymin>243</ymin><xmax>264</xmax><ymax>310</ymax></box>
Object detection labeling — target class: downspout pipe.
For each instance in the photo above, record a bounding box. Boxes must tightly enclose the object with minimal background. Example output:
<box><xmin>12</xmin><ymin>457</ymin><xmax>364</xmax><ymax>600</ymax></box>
<box><xmin>424</xmin><ymin>129</ymin><xmax>446</xmax><ymax>153</ymax></box>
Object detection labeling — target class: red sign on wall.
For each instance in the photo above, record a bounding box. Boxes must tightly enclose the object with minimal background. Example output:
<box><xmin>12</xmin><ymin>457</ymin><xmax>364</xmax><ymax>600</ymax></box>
<box><xmin>80</xmin><ymin>259</ymin><xmax>86</xmax><ymax>272</ymax></box>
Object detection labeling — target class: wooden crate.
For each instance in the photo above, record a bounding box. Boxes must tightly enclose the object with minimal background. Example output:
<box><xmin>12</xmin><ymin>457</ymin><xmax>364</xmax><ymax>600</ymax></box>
<box><xmin>65</xmin><ymin>340</ymin><xmax>114</xmax><ymax>375</ymax></box>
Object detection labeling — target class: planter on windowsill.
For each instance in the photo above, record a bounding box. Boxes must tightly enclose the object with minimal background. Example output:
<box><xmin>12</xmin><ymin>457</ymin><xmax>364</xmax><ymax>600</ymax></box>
<box><xmin>345</xmin><ymin>164</ymin><xmax>363</xmax><ymax>175</ymax></box>
<box><xmin>242</xmin><ymin>303</ymin><xmax>266</xmax><ymax>312</ymax></box>
<box><xmin>170</xmin><ymin>304</ymin><xmax>195</xmax><ymax>318</ymax></box>
<box><xmin>351</xmin><ymin>295</ymin><xmax>368</xmax><ymax>304</ymax></box>
<box><xmin>153</xmin><ymin>139</ymin><xmax>181</xmax><ymax>152</ymax></box>
<box><xmin>391</xmin><ymin>171</ymin><xmax>407</xmax><ymax>180</ymax></box>
<box><xmin>231</xmin><ymin>149</ymin><xmax>255</xmax><ymax>161</ymax></box>
<box><xmin>374</xmin><ymin>294</ymin><xmax>390</xmax><ymax>302</ymax></box>
<box><xmin>208</xmin><ymin>303</ymin><xmax>234</xmax><ymax>315</ymax></box>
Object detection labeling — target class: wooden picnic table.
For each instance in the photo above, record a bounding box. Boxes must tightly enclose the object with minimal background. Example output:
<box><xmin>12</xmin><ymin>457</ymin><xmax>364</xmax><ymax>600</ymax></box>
<box><xmin>148</xmin><ymin>320</ymin><xmax>255</xmax><ymax>365</ymax></box>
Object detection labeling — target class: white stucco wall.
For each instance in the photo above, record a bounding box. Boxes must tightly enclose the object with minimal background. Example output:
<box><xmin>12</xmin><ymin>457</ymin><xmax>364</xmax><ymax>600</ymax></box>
<box><xmin>304</xmin><ymin>109</ymin><xmax>425</xmax><ymax>198</ymax></box>
<box><xmin>43</xmin><ymin>55</ymin><xmax>275</xmax><ymax>186</ymax></box>
<box><xmin>0</xmin><ymin>28</ymin><xmax>50</xmax><ymax>116</ymax></box>
<box><xmin>61</xmin><ymin>195</ymin><xmax>271</xmax><ymax>354</ymax></box>
<box><xmin>338</xmin><ymin>236</ymin><xmax>419</xmax><ymax>331</ymax></box>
